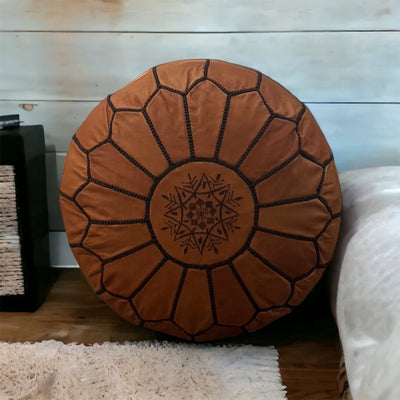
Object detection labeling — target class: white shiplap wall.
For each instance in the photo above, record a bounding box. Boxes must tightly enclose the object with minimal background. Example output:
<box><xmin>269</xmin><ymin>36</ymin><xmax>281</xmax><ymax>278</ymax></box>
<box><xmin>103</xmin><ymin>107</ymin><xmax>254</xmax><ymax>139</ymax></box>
<box><xmin>1</xmin><ymin>0</ymin><xmax>399</xmax><ymax>266</ymax></box>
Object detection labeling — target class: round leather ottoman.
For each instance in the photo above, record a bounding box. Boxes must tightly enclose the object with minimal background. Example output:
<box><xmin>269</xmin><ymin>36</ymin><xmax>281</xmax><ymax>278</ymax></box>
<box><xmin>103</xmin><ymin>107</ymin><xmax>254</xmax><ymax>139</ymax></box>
<box><xmin>60</xmin><ymin>59</ymin><xmax>342</xmax><ymax>341</ymax></box>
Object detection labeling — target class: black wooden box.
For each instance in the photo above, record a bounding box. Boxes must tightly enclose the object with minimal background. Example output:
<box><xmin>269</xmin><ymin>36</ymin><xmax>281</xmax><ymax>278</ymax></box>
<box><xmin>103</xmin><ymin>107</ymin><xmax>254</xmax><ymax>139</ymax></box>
<box><xmin>0</xmin><ymin>125</ymin><xmax>58</xmax><ymax>311</ymax></box>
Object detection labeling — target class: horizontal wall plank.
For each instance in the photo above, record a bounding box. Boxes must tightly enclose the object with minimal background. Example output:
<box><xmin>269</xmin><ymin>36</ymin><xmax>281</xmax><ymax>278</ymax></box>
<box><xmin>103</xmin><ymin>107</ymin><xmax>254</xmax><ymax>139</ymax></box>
<box><xmin>42</xmin><ymin>102</ymin><xmax>400</xmax><ymax>231</ymax></box>
<box><xmin>3</xmin><ymin>101</ymin><xmax>400</xmax><ymax>157</ymax></box>
<box><xmin>308</xmin><ymin>103</ymin><xmax>400</xmax><ymax>170</ymax></box>
<box><xmin>1</xmin><ymin>0</ymin><xmax>399</xmax><ymax>32</ymax></box>
<box><xmin>0</xmin><ymin>101</ymin><xmax>94</xmax><ymax>151</ymax></box>
<box><xmin>1</xmin><ymin>32</ymin><xmax>399</xmax><ymax>102</ymax></box>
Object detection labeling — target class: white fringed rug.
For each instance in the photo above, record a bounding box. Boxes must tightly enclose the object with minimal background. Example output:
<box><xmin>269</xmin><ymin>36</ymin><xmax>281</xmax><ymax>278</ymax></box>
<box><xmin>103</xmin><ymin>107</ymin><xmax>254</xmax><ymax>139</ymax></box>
<box><xmin>0</xmin><ymin>341</ymin><xmax>286</xmax><ymax>400</ymax></box>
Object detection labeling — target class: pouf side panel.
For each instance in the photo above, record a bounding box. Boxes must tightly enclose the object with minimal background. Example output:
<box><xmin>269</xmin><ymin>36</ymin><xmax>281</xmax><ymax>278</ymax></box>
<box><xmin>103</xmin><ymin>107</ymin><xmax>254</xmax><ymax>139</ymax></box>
<box><xmin>98</xmin><ymin>291</ymin><xmax>141</xmax><ymax>326</ymax></box>
<box><xmin>250</xmin><ymin>231</ymin><xmax>317</xmax><ymax>279</ymax></box>
<box><xmin>156</xmin><ymin>59</ymin><xmax>207</xmax><ymax>92</ymax></box>
<box><xmin>111</xmin><ymin>111</ymin><xmax>169</xmax><ymax>176</ymax></box>
<box><xmin>239</xmin><ymin>118</ymin><xmax>298</xmax><ymax>182</ymax></box>
<box><xmin>103</xmin><ymin>245</ymin><xmax>164</xmax><ymax>298</ymax></box>
<box><xmin>88</xmin><ymin>142</ymin><xmax>154</xmax><ymax>196</ymax></box>
<box><xmin>71</xmin><ymin>246</ymin><xmax>103</xmax><ymax>294</ymax></box>
<box><xmin>174</xmin><ymin>269</ymin><xmax>214</xmax><ymax>335</ymax></box>
<box><xmin>75</xmin><ymin>182</ymin><xmax>146</xmax><ymax>221</ymax></box>
<box><xmin>298</xmin><ymin>107</ymin><xmax>332</xmax><ymax>164</ymax></box>
<box><xmin>218</xmin><ymin>92</ymin><xmax>270</xmax><ymax>165</ymax></box>
<box><xmin>211</xmin><ymin>265</ymin><xmax>256</xmax><ymax>326</ymax></box>
<box><xmin>207</xmin><ymin>60</ymin><xmax>259</xmax><ymax>91</ymax></box>
<box><xmin>255</xmin><ymin>155</ymin><xmax>323</xmax><ymax>204</ymax></box>
<box><xmin>317</xmin><ymin>217</ymin><xmax>341</xmax><ymax>265</ymax></box>
<box><xmin>74</xmin><ymin>99</ymin><xmax>112</xmax><ymax>151</ymax></box>
<box><xmin>110</xmin><ymin>69</ymin><xmax>158</xmax><ymax>110</ymax></box>
<box><xmin>132</xmin><ymin>260</ymin><xmax>184</xmax><ymax>321</ymax></box>
<box><xmin>146</xmin><ymin>89</ymin><xmax>191</xmax><ymax>163</ymax></box>
<box><xmin>245</xmin><ymin>308</ymin><xmax>291</xmax><ymax>332</ymax></box>
<box><xmin>259</xmin><ymin>75</ymin><xmax>303</xmax><ymax>119</ymax></box>
<box><xmin>288</xmin><ymin>269</ymin><xmax>325</xmax><ymax>307</ymax></box>
<box><xmin>83</xmin><ymin>223</ymin><xmax>151</xmax><ymax>261</ymax></box>
<box><xmin>233</xmin><ymin>251</ymin><xmax>292</xmax><ymax>309</ymax></box>
<box><xmin>59</xmin><ymin>140</ymin><xmax>88</xmax><ymax>198</ymax></box>
<box><xmin>319</xmin><ymin>161</ymin><xmax>342</xmax><ymax>215</ymax></box>
<box><xmin>186</xmin><ymin>80</ymin><xmax>227</xmax><ymax>158</ymax></box>
<box><xmin>258</xmin><ymin>198</ymin><xmax>330</xmax><ymax>237</ymax></box>
<box><xmin>144</xmin><ymin>321</ymin><xmax>191</xmax><ymax>341</ymax></box>
<box><xmin>59</xmin><ymin>196</ymin><xmax>88</xmax><ymax>245</ymax></box>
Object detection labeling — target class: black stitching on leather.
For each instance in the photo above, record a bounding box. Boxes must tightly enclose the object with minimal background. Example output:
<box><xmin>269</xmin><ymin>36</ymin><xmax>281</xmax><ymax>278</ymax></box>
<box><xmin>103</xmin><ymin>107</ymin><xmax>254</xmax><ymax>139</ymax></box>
<box><xmin>103</xmin><ymin>240</ymin><xmax>154</xmax><ymax>264</ymax></box>
<box><xmin>206</xmin><ymin>268</ymin><xmax>218</xmax><ymax>324</ymax></box>
<box><xmin>91</xmin><ymin>219</ymin><xmax>146</xmax><ymax>225</ymax></box>
<box><xmin>107</xmin><ymin>95</ymin><xmax>116</xmax><ymax>112</ymax></box>
<box><xmin>257</xmin><ymin>90</ymin><xmax>274</xmax><ymax>115</ymax></box>
<box><xmin>230</xmin><ymin>87</ymin><xmax>258</xmax><ymax>96</ymax></box>
<box><xmin>72</xmin><ymin>180</ymin><xmax>90</xmax><ymax>201</ymax></box>
<box><xmin>313</xmin><ymin>240</ymin><xmax>321</xmax><ymax>267</ymax></box>
<box><xmin>142</xmin><ymin>109</ymin><xmax>173</xmax><ymax>167</ymax></box>
<box><xmin>128</xmin><ymin>298</ymin><xmax>143</xmax><ymax>323</ymax></box>
<box><xmin>255</xmin><ymin>226</ymin><xmax>314</xmax><ymax>242</ymax></box>
<box><xmin>258</xmin><ymin>194</ymin><xmax>318</xmax><ymax>208</ymax></box>
<box><xmin>183</xmin><ymin>95</ymin><xmax>195</xmax><ymax>159</ymax></box>
<box><xmin>59</xmin><ymin>190</ymin><xmax>73</xmax><ymax>201</ymax></box>
<box><xmin>252</xmin><ymin>151</ymin><xmax>300</xmax><ymax>186</ymax></box>
<box><xmin>256</xmin><ymin>72</ymin><xmax>262</xmax><ymax>90</ymax></box>
<box><xmin>206</xmin><ymin>78</ymin><xmax>230</xmax><ymax>95</ymax></box>
<box><xmin>229</xmin><ymin>262</ymin><xmax>259</xmax><ymax>310</ymax></box>
<box><xmin>90</xmin><ymin>178</ymin><xmax>148</xmax><ymax>201</ymax></box>
<box><xmin>80</xmin><ymin>220</ymin><xmax>92</xmax><ymax>246</ymax></box>
<box><xmin>317</xmin><ymin>195</ymin><xmax>334</xmax><ymax>217</ymax></box>
<box><xmin>169</xmin><ymin>267</ymin><xmax>188</xmax><ymax>320</ymax></box>
<box><xmin>272</xmin><ymin>113</ymin><xmax>298</xmax><ymax>123</ymax></box>
<box><xmin>235</xmin><ymin>115</ymin><xmax>274</xmax><ymax>169</ymax></box>
<box><xmin>159</xmin><ymin>85</ymin><xmax>185</xmax><ymax>96</ymax></box>
<box><xmin>186</xmin><ymin>77</ymin><xmax>206</xmax><ymax>94</ymax></box>
<box><xmin>152</xmin><ymin>66</ymin><xmax>161</xmax><ymax>88</ymax></box>
<box><xmin>113</xmin><ymin>107</ymin><xmax>142</xmax><ymax>113</ymax></box>
<box><xmin>317</xmin><ymin>164</ymin><xmax>326</xmax><ymax>195</ymax></box>
<box><xmin>247</xmin><ymin>247</ymin><xmax>292</xmax><ymax>282</ymax></box>
<box><xmin>316</xmin><ymin>218</ymin><xmax>333</xmax><ymax>240</ymax></box>
<box><xmin>72</xmin><ymin>135</ymin><xmax>89</xmax><ymax>154</ymax></box>
<box><xmin>296</xmin><ymin>103</ymin><xmax>307</xmax><ymax>124</ymax></box>
<box><xmin>143</xmin><ymin>88</ymin><xmax>160</xmax><ymax>110</ymax></box>
<box><xmin>213</xmin><ymin>95</ymin><xmax>231</xmax><ymax>159</ymax></box>
<box><xmin>110</xmin><ymin>138</ymin><xmax>155</xmax><ymax>180</ymax></box>
<box><xmin>300</xmin><ymin>150</ymin><xmax>324</xmax><ymax>167</ymax></box>
<box><xmin>204</xmin><ymin>59</ymin><xmax>210</xmax><ymax>78</ymax></box>
<box><xmin>128</xmin><ymin>257</ymin><xmax>168</xmax><ymax>300</ymax></box>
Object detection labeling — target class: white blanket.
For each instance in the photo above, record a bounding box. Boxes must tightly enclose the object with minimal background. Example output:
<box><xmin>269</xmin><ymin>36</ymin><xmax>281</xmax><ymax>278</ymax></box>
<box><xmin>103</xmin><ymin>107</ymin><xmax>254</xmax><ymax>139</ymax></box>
<box><xmin>330</xmin><ymin>166</ymin><xmax>400</xmax><ymax>400</ymax></box>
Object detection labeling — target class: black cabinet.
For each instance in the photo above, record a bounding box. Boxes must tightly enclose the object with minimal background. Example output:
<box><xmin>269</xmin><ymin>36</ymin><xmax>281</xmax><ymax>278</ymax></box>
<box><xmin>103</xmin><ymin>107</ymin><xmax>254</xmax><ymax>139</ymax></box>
<box><xmin>0</xmin><ymin>125</ymin><xmax>58</xmax><ymax>311</ymax></box>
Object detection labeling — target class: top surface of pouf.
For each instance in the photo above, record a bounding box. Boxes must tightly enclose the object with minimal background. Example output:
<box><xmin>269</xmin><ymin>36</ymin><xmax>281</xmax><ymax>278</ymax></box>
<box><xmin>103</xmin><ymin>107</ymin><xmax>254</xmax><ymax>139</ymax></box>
<box><xmin>60</xmin><ymin>59</ymin><xmax>341</xmax><ymax>341</ymax></box>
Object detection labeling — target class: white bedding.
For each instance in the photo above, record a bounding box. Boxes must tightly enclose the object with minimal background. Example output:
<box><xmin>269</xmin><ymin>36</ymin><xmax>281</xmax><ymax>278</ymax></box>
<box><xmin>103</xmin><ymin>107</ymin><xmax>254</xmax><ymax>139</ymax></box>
<box><xmin>330</xmin><ymin>166</ymin><xmax>400</xmax><ymax>400</ymax></box>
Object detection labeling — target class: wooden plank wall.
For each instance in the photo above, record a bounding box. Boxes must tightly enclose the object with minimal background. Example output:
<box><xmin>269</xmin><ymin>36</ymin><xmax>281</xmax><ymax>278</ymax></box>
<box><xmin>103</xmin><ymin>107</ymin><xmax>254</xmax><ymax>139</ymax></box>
<box><xmin>1</xmin><ymin>0</ymin><xmax>399</xmax><ymax>265</ymax></box>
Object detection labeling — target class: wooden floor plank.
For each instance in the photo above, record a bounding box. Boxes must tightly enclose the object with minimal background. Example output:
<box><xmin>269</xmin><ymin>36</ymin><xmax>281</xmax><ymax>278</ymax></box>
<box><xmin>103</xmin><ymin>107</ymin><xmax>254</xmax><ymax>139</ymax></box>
<box><xmin>0</xmin><ymin>268</ymin><xmax>340</xmax><ymax>399</ymax></box>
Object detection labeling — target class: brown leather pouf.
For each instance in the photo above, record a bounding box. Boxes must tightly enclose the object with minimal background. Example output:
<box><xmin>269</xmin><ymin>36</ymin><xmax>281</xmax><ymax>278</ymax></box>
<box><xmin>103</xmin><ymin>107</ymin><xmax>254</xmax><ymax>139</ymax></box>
<box><xmin>60</xmin><ymin>59</ymin><xmax>342</xmax><ymax>341</ymax></box>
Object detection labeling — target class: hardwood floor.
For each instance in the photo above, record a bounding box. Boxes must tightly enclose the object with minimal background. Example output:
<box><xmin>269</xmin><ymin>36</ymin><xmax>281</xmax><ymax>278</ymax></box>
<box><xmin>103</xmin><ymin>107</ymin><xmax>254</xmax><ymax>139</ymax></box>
<box><xmin>0</xmin><ymin>269</ymin><xmax>340</xmax><ymax>399</ymax></box>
